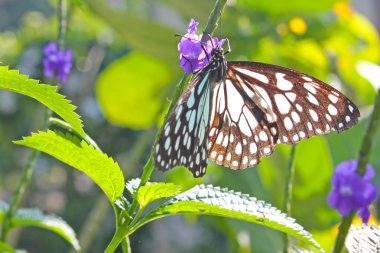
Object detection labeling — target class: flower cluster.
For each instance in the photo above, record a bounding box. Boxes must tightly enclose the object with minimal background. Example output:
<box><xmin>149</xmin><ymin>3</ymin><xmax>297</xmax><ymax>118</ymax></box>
<box><xmin>328</xmin><ymin>160</ymin><xmax>378</xmax><ymax>223</ymax></box>
<box><xmin>43</xmin><ymin>42</ymin><xmax>73</xmax><ymax>83</ymax></box>
<box><xmin>178</xmin><ymin>19</ymin><xmax>225</xmax><ymax>74</ymax></box>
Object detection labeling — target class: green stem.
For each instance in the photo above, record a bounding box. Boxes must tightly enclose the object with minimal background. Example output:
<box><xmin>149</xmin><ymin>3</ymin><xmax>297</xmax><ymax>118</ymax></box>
<box><xmin>58</xmin><ymin>0</ymin><xmax>67</xmax><ymax>50</ymax></box>
<box><xmin>104</xmin><ymin>227</ymin><xmax>128</xmax><ymax>253</ymax></box>
<box><xmin>121</xmin><ymin>236</ymin><xmax>131</xmax><ymax>253</ymax></box>
<box><xmin>0</xmin><ymin>149</ymin><xmax>39</xmax><ymax>241</ymax></box>
<box><xmin>283</xmin><ymin>145</ymin><xmax>297</xmax><ymax>253</ymax></box>
<box><xmin>332</xmin><ymin>88</ymin><xmax>380</xmax><ymax>253</ymax></box>
<box><xmin>202</xmin><ymin>0</ymin><xmax>227</xmax><ymax>39</ymax></box>
<box><xmin>113</xmin><ymin>1</ymin><xmax>229</xmax><ymax>249</ymax></box>
<box><xmin>0</xmin><ymin>108</ymin><xmax>52</xmax><ymax>241</ymax></box>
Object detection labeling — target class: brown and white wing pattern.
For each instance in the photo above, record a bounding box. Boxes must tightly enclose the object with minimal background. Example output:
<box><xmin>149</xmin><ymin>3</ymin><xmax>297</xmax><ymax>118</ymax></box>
<box><xmin>207</xmin><ymin>61</ymin><xmax>360</xmax><ymax>170</ymax></box>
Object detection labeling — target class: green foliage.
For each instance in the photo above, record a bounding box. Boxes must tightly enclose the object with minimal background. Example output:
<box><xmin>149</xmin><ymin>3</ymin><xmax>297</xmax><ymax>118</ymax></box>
<box><xmin>135</xmin><ymin>184</ymin><xmax>324</xmax><ymax>252</ymax></box>
<box><xmin>96</xmin><ymin>52</ymin><xmax>173</xmax><ymax>129</ymax></box>
<box><xmin>14</xmin><ymin>130</ymin><xmax>124</xmax><ymax>202</ymax></box>
<box><xmin>240</xmin><ymin>0</ymin><xmax>342</xmax><ymax>14</ymax></box>
<box><xmin>0</xmin><ymin>242</ymin><xmax>15</xmax><ymax>253</ymax></box>
<box><xmin>137</xmin><ymin>182</ymin><xmax>181</xmax><ymax>207</ymax></box>
<box><xmin>0</xmin><ymin>66</ymin><xmax>85</xmax><ymax>137</ymax></box>
<box><xmin>87</xmin><ymin>0</ymin><xmax>179</xmax><ymax>69</ymax></box>
<box><xmin>0</xmin><ymin>201</ymin><xmax>79</xmax><ymax>250</ymax></box>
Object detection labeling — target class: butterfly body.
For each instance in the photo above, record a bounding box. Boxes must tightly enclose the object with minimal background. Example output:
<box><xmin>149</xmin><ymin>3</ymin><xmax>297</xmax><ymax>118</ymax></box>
<box><xmin>154</xmin><ymin>46</ymin><xmax>360</xmax><ymax>177</ymax></box>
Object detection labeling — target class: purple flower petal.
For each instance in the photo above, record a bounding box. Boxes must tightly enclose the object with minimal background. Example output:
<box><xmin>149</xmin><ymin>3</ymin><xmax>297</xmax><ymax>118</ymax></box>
<box><xmin>327</xmin><ymin>160</ymin><xmax>378</xmax><ymax>223</ymax></box>
<box><xmin>358</xmin><ymin>207</ymin><xmax>370</xmax><ymax>224</ymax></box>
<box><xmin>43</xmin><ymin>41</ymin><xmax>73</xmax><ymax>83</ymax></box>
<box><xmin>177</xmin><ymin>18</ymin><xmax>226</xmax><ymax>73</ymax></box>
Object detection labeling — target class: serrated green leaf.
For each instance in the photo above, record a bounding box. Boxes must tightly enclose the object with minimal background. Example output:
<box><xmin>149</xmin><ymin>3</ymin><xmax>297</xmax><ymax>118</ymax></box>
<box><xmin>13</xmin><ymin>208</ymin><xmax>80</xmax><ymax>250</ymax></box>
<box><xmin>0</xmin><ymin>66</ymin><xmax>85</xmax><ymax>137</ymax></box>
<box><xmin>137</xmin><ymin>183</ymin><xmax>181</xmax><ymax>207</ymax></box>
<box><xmin>125</xmin><ymin>178</ymin><xmax>142</xmax><ymax>196</ymax></box>
<box><xmin>14</xmin><ymin>130</ymin><xmax>124</xmax><ymax>202</ymax></box>
<box><xmin>345</xmin><ymin>224</ymin><xmax>380</xmax><ymax>253</ymax></box>
<box><xmin>137</xmin><ymin>185</ymin><xmax>324</xmax><ymax>252</ymax></box>
<box><xmin>0</xmin><ymin>201</ymin><xmax>79</xmax><ymax>250</ymax></box>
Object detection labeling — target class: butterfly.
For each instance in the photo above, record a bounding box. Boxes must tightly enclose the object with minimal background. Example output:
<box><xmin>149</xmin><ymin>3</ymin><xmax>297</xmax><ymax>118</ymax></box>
<box><xmin>154</xmin><ymin>41</ymin><xmax>360</xmax><ymax>178</ymax></box>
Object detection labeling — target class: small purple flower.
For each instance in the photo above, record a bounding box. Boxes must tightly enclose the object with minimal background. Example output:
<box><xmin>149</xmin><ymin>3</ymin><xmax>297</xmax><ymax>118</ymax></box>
<box><xmin>327</xmin><ymin>160</ymin><xmax>378</xmax><ymax>223</ymax></box>
<box><xmin>43</xmin><ymin>42</ymin><xmax>73</xmax><ymax>83</ymax></box>
<box><xmin>178</xmin><ymin>19</ymin><xmax>225</xmax><ymax>74</ymax></box>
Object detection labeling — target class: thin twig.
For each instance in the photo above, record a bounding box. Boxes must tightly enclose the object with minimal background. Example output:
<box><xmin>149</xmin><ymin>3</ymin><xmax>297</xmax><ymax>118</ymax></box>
<box><xmin>333</xmin><ymin>88</ymin><xmax>380</xmax><ymax>253</ymax></box>
<box><xmin>283</xmin><ymin>145</ymin><xmax>297</xmax><ymax>253</ymax></box>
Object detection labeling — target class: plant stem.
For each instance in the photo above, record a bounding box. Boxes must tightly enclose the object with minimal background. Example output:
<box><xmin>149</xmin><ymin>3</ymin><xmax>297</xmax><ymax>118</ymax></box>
<box><xmin>282</xmin><ymin>145</ymin><xmax>297</xmax><ymax>253</ymax></box>
<box><xmin>332</xmin><ymin>88</ymin><xmax>380</xmax><ymax>253</ymax></box>
<box><xmin>202</xmin><ymin>0</ymin><xmax>227</xmax><ymax>40</ymax></box>
<box><xmin>0</xmin><ymin>108</ymin><xmax>52</xmax><ymax>241</ymax></box>
<box><xmin>104</xmin><ymin>227</ymin><xmax>128</xmax><ymax>253</ymax></box>
<box><xmin>58</xmin><ymin>0</ymin><xmax>67</xmax><ymax>50</ymax></box>
<box><xmin>115</xmin><ymin>0</ymin><xmax>229</xmax><ymax>249</ymax></box>
<box><xmin>0</xmin><ymin>150</ymin><xmax>39</xmax><ymax>241</ymax></box>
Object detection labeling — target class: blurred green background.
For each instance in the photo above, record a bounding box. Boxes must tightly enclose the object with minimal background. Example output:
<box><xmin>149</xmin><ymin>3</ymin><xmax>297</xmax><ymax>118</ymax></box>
<box><xmin>0</xmin><ymin>0</ymin><xmax>379</xmax><ymax>252</ymax></box>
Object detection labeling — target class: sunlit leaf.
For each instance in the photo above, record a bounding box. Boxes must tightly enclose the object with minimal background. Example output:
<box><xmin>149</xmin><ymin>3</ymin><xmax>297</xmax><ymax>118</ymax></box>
<box><xmin>0</xmin><ymin>201</ymin><xmax>79</xmax><ymax>250</ymax></box>
<box><xmin>14</xmin><ymin>130</ymin><xmax>124</xmax><ymax>202</ymax></box>
<box><xmin>96</xmin><ymin>52</ymin><xmax>173</xmax><ymax>129</ymax></box>
<box><xmin>137</xmin><ymin>182</ymin><xmax>181</xmax><ymax>207</ymax></box>
<box><xmin>0</xmin><ymin>66</ymin><xmax>85</xmax><ymax>137</ymax></box>
<box><xmin>136</xmin><ymin>185</ymin><xmax>324</xmax><ymax>251</ymax></box>
<box><xmin>345</xmin><ymin>224</ymin><xmax>380</xmax><ymax>252</ymax></box>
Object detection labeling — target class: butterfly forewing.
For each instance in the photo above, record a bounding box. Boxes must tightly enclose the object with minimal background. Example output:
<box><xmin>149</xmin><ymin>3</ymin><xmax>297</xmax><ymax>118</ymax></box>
<box><xmin>154</xmin><ymin>71</ymin><xmax>211</xmax><ymax>177</ymax></box>
<box><xmin>207</xmin><ymin>61</ymin><xmax>359</xmax><ymax>170</ymax></box>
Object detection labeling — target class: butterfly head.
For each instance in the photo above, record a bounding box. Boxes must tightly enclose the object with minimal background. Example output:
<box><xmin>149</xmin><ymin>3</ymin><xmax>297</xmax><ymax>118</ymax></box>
<box><xmin>208</xmin><ymin>46</ymin><xmax>227</xmax><ymax>81</ymax></box>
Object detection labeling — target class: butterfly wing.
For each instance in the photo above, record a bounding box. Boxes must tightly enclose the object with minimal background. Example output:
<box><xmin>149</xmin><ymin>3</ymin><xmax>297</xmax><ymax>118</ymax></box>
<box><xmin>154</xmin><ymin>70</ymin><xmax>212</xmax><ymax>177</ymax></box>
<box><xmin>208</xmin><ymin>61</ymin><xmax>360</xmax><ymax>170</ymax></box>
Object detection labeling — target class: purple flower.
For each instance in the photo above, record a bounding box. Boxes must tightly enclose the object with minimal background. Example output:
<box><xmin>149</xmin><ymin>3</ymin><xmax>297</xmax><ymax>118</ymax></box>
<box><xmin>178</xmin><ymin>19</ymin><xmax>226</xmax><ymax>74</ymax></box>
<box><xmin>327</xmin><ymin>160</ymin><xmax>378</xmax><ymax>223</ymax></box>
<box><xmin>43</xmin><ymin>42</ymin><xmax>73</xmax><ymax>83</ymax></box>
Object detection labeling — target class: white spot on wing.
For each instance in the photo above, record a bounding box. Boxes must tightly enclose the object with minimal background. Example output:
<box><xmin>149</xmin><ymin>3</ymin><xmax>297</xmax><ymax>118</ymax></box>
<box><xmin>274</xmin><ymin>94</ymin><xmax>291</xmax><ymax>114</ymax></box>
<box><xmin>235</xmin><ymin>68</ymin><xmax>269</xmax><ymax>83</ymax></box>
<box><xmin>328</xmin><ymin>104</ymin><xmax>338</xmax><ymax>115</ymax></box>
<box><xmin>328</xmin><ymin>94</ymin><xmax>338</xmax><ymax>104</ymax></box>
<box><xmin>225</xmin><ymin>80</ymin><xmax>244</xmax><ymax>122</ymax></box>
<box><xmin>276</xmin><ymin>73</ymin><xmax>293</xmax><ymax>91</ymax></box>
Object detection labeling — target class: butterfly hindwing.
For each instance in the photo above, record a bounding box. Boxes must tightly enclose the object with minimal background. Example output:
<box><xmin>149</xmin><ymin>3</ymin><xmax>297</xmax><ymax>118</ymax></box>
<box><xmin>154</xmin><ymin>71</ymin><xmax>211</xmax><ymax>177</ymax></box>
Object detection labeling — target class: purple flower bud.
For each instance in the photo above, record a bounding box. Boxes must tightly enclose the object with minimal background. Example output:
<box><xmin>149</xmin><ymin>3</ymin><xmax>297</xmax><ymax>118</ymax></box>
<box><xmin>327</xmin><ymin>160</ymin><xmax>378</xmax><ymax>223</ymax></box>
<box><xmin>178</xmin><ymin>19</ymin><xmax>225</xmax><ymax>74</ymax></box>
<box><xmin>43</xmin><ymin>42</ymin><xmax>73</xmax><ymax>83</ymax></box>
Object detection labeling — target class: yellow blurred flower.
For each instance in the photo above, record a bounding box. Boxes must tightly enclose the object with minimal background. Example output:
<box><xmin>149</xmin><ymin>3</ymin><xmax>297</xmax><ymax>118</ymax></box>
<box><xmin>288</xmin><ymin>17</ymin><xmax>307</xmax><ymax>35</ymax></box>
<box><xmin>333</xmin><ymin>2</ymin><xmax>353</xmax><ymax>18</ymax></box>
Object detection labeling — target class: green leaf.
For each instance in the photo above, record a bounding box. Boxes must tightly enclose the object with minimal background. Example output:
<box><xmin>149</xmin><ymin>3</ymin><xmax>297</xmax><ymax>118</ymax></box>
<box><xmin>14</xmin><ymin>130</ymin><xmax>124</xmax><ymax>202</ymax></box>
<box><xmin>137</xmin><ymin>183</ymin><xmax>181</xmax><ymax>207</ymax></box>
<box><xmin>0</xmin><ymin>66</ymin><xmax>85</xmax><ymax>137</ymax></box>
<box><xmin>125</xmin><ymin>178</ymin><xmax>141</xmax><ymax>196</ymax></box>
<box><xmin>345</xmin><ymin>224</ymin><xmax>380</xmax><ymax>252</ymax></box>
<box><xmin>96</xmin><ymin>52</ymin><xmax>173</xmax><ymax>129</ymax></box>
<box><xmin>0</xmin><ymin>242</ymin><xmax>15</xmax><ymax>253</ymax></box>
<box><xmin>0</xmin><ymin>201</ymin><xmax>79</xmax><ymax>250</ymax></box>
<box><xmin>87</xmin><ymin>0</ymin><xmax>179</xmax><ymax>68</ymax></box>
<box><xmin>137</xmin><ymin>185</ymin><xmax>324</xmax><ymax>251</ymax></box>
<box><xmin>13</xmin><ymin>209</ymin><xmax>80</xmax><ymax>250</ymax></box>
